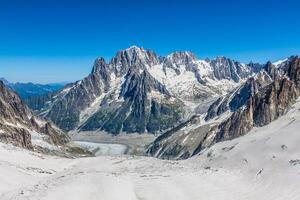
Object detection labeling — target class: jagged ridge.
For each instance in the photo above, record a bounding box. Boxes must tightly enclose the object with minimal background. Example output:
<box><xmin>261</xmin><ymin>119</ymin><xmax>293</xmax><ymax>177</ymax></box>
<box><xmin>26</xmin><ymin>46</ymin><xmax>262</xmax><ymax>134</ymax></box>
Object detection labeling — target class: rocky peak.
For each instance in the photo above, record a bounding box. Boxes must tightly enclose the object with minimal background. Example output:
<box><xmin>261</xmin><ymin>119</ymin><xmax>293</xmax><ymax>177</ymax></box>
<box><xmin>0</xmin><ymin>80</ymin><xmax>5</xmax><ymax>90</ymax></box>
<box><xmin>0</xmin><ymin>78</ymin><xmax>9</xmax><ymax>85</ymax></box>
<box><xmin>248</xmin><ymin>62</ymin><xmax>264</xmax><ymax>73</ymax></box>
<box><xmin>285</xmin><ymin>56</ymin><xmax>300</xmax><ymax>86</ymax></box>
<box><xmin>160</xmin><ymin>51</ymin><xmax>197</xmax><ymax>77</ymax></box>
<box><xmin>273</xmin><ymin>58</ymin><xmax>288</xmax><ymax>68</ymax></box>
<box><xmin>264</xmin><ymin>61</ymin><xmax>279</xmax><ymax>80</ymax></box>
<box><xmin>110</xmin><ymin>46</ymin><xmax>159</xmax><ymax>76</ymax></box>
<box><xmin>91</xmin><ymin>57</ymin><xmax>107</xmax><ymax>74</ymax></box>
<box><xmin>209</xmin><ymin>56</ymin><xmax>249</xmax><ymax>82</ymax></box>
<box><xmin>210</xmin><ymin>56</ymin><xmax>236</xmax><ymax>67</ymax></box>
<box><xmin>90</xmin><ymin>57</ymin><xmax>111</xmax><ymax>87</ymax></box>
<box><xmin>215</xmin><ymin>56</ymin><xmax>231</xmax><ymax>61</ymax></box>
<box><xmin>166</xmin><ymin>51</ymin><xmax>196</xmax><ymax>65</ymax></box>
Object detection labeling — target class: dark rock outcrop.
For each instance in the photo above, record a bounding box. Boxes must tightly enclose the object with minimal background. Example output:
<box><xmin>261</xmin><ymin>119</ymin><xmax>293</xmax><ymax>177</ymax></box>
<box><xmin>0</xmin><ymin>81</ymin><xmax>69</xmax><ymax>149</ymax></box>
<box><xmin>213</xmin><ymin>58</ymin><xmax>299</xmax><ymax>142</ymax></box>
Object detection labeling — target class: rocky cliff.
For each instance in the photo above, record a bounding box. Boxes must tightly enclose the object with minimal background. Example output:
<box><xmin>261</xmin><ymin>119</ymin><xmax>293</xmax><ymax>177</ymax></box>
<box><xmin>0</xmin><ymin>81</ymin><xmax>69</xmax><ymax>150</ymax></box>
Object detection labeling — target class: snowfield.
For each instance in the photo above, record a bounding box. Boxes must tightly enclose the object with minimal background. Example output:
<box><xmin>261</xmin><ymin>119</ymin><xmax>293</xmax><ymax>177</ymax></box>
<box><xmin>73</xmin><ymin>141</ymin><xmax>128</xmax><ymax>156</ymax></box>
<box><xmin>1</xmin><ymin>100</ymin><xmax>300</xmax><ymax>199</ymax></box>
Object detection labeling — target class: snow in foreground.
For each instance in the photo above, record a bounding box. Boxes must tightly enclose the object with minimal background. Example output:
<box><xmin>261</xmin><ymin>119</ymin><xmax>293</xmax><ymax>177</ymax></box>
<box><xmin>1</xmin><ymin>101</ymin><xmax>300</xmax><ymax>199</ymax></box>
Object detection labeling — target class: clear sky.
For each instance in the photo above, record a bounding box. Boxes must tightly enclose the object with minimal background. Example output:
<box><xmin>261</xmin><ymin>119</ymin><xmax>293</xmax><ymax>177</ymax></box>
<box><xmin>1</xmin><ymin>0</ymin><xmax>300</xmax><ymax>83</ymax></box>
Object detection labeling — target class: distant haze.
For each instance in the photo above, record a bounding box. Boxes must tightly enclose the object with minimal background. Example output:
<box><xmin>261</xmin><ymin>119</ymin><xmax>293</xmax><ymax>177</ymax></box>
<box><xmin>0</xmin><ymin>57</ymin><xmax>94</xmax><ymax>84</ymax></box>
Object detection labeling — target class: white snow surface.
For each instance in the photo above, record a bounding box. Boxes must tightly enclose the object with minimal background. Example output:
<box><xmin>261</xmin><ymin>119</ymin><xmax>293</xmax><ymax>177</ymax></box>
<box><xmin>1</xmin><ymin>99</ymin><xmax>300</xmax><ymax>199</ymax></box>
<box><xmin>30</xmin><ymin>131</ymin><xmax>60</xmax><ymax>151</ymax></box>
<box><xmin>148</xmin><ymin>62</ymin><xmax>239</xmax><ymax>105</ymax></box>
<box><xmin>73</xmin><ymin>141</ymin><xmax>127</xmax><ymax>156</ymax></box>
<box><xmin>273</xmin><ymin>58</ymin><xmax>288</xmax><ymax>67</ymax></box>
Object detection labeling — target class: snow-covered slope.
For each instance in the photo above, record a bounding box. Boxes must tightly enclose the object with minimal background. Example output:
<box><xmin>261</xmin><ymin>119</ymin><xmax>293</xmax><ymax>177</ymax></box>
<box><xmin>190</xmin><ymin>96</ymin><xmax>300</xmax><ymax>191</ymax></box>
<box><xmin>1</xmin><ymin>98</ymin><xmax>300</xmax><ymax>199</ymax></box>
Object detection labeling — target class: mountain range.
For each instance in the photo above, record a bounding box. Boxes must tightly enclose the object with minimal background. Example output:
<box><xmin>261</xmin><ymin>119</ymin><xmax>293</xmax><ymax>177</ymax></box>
<box><xmin>3</xmin><ymin>46</ymin><xmax>299</xmax><ymax>162</ymax></box>
<box><xmin>26</xmin><ymin>46</ymin><xmax>264</xmax><ymax>136</ymax></box>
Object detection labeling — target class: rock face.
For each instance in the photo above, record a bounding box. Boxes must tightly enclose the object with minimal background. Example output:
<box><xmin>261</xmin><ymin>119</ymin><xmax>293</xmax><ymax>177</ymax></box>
<box><xmin>148</xmin><ymin>57</ymin><xmax>300</xmax><ymax>159</ymax></box>
<box><xmin>0</xmin><ymin>81</ymin><xmax>69</xmax><ymax>149</ymax></box>
<box><xmin>209</xmin><ymin>56</ymin><xmax>256</xmax><ymax>82</ymax></box>
<box><xmin>27</xmin><ymin>46</ymin><xmax>261</xmax><ymax>134</ymax></box>
<box><xmin>80</xmin><ymin>68</ymin><xmax>183</xmax><ymax>134</ymax></box>
<box><xmin>209</xmin><ymin>58</ymin><xmax>300</xmax><ymax>142</ymax></box>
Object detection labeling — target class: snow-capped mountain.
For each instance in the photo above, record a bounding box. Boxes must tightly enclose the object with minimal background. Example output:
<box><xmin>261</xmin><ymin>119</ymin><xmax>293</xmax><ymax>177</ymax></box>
<box><xmin>0</xmin><ymin>80</ymin><xmax>69</xmax><ymax>151</ymax></box>
<box><xmin>27</xmin><ymin>46</ymin><xmax>262</xmax><ymax>134</ymax></box>
<box><xmin>148</xmin><ymin>56</ymin><xmax>300</xmax><ymax>159</ymax></box>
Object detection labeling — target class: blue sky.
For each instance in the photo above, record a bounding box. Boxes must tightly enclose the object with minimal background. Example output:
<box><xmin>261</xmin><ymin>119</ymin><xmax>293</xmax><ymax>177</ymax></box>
<box><xmin>0</xmin><ymin>0</ymin><xmax>300</xmax><ymax>83</ymax></box>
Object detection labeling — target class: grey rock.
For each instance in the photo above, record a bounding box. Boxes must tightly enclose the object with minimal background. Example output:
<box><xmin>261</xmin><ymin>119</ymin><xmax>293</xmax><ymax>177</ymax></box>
<box><xmin>0</xmin><ymin>81</ymin><xmax>69</xmax><ymax>149</ymax></box>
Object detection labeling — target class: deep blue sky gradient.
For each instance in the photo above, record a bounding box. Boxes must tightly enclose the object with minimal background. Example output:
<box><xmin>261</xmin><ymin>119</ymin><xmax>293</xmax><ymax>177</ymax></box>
<box><xmin>1</xmin><ymin>0</ymin><xmax>300</xmax><ymax>83</ymax></box>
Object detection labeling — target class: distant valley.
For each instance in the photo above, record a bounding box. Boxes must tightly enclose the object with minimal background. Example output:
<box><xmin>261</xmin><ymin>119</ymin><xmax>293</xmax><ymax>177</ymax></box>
<box><xmin>0</xmin><ymin>78</ymin><xmax>66</xmax><ymax>99</ymax></box>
